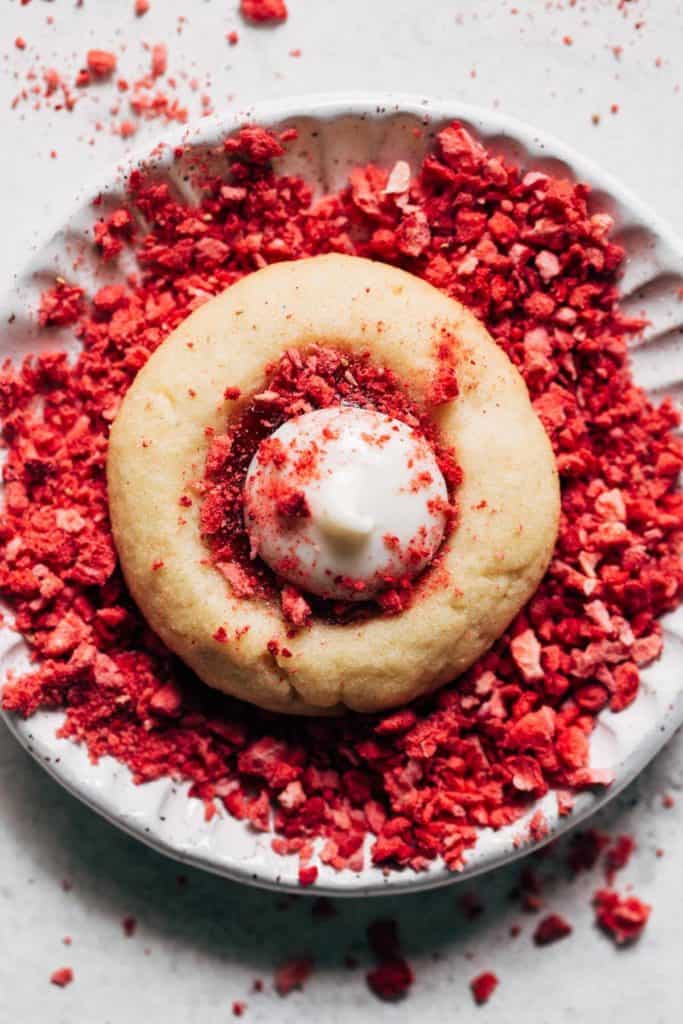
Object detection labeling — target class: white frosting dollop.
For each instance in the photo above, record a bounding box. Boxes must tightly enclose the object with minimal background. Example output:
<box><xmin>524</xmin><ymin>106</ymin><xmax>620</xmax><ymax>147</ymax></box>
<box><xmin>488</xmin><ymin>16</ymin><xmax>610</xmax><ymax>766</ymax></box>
<box><xmin>243</xmin><ymin>405</ymin><xmax>448</xmax><ymax>601</ymax></box>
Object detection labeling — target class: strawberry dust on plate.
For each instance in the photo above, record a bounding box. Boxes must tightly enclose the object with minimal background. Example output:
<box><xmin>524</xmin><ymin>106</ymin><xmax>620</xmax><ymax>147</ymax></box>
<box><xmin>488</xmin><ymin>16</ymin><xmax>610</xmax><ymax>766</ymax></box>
<box><xmin>1</xmin><ymin>122</ymin><xmax>682</xmax><ymax>880</ymax></box>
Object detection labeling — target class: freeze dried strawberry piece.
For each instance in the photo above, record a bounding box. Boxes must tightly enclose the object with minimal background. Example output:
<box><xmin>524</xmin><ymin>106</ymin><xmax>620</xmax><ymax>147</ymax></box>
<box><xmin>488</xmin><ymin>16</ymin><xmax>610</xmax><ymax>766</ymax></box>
<box><xmin>395</xmin><ymin>210</ymin><xmax>431</xmax><ymax>258</ymax></box>
<box><xmin>241</xmin><ymin>0</ymin><xmax>288</xmax><ymax>22</ymax></box>
<box><xmin>150</xmin><ymin>43</ymin><xmax>167</xmax><ymax>78</ymax></box>
<box><xmin>437</xmin><ymin>123</ymin><xmax>487</xmax><ymax>170</ymax></box>
<box><xmin>593</xmin><ymin>889</ymin><xmax>651</xmax><ymax>945</ymax></box>
<box><xmin>38</xmin><ymin>283</ymin><xmax>84</xmax><ymax>327</ymax></box>
<box><xmin>274</xmin><ymin>956</ymin><xmax>313</xmax><ymax>996</ymax></box>
<box><xmin>374</xmin><ymin>709</ymin><xmax>417</xmax><ymax>735</ymax></box>
<box><xmin>50</xmin><ymin>967</ymin><xmax>74</xmax><ymax>987</ymax></box>
<box><xmin>510</xmin><ymin>629</ymin><xmax>544</xmax><ymax>681</ymax></box>
<box><xmin>276</xmin><ymin>489</ymin><xmax>310</xmax><ymax>519</ymax></box>
<box><xmin>555</xmin><ymin>726</ymin><xmax>589</xmax><ymax>771</ymax></box>
<box><xmin>533</xmin><ymin>913</ymin><xmax>572</xmax><ymax>945</ymax></box>
<box><xmin>489</xmin><ymin>211</ymin><xmax>518</xmax><ymax>244</ymax></box>
<box><xmin>365</xmin><ymin>919</ymin><xmax>414</xmax><ymax>1000</ymax></box>
<box><xmin>349</xmin><ymin>165</ymin><xmax>387</xmax><ymax>217</ymax></box>
<box><xmin>505</xmin><ymin>755</ymin><xmax>547</xmax><ymax>795</ymax></box>
<box><xmin>93</xmin><ymin>284</ymin><xmax>127</xmax><ymax>312</ymax></box>
<box><xmin>631</xmin><ymin>632</ymin><xmax>662</xmax><ymax>666</ymax></box>
<box><xmin>87</xmin><ymin>49</ymin><xmax>117</xmax><ymax>77</ymax></box>
<box><xmin>149</xmin><ymin>682</ymin><xmax>183</xmax><ymax>718</ymax></box>
<box><xmin>225</xmin><ymin>125</ymin><xmax>284</xmax><ymax>162</ymax></box>
<box><xmin>470</xmin><ymin>971</ymin><xmax>498</xmax><ymax>1005</ymax></box>
<box><xmin>42</xmin><ymin>611</ymin><xmax>90</xmax><ymax>657</ymax></box>
<box><xmin>246</xmin><ymin>790</ymin><xmax>270</xmax><ymax>830</ymax></box>
<box><xmin>194</xmin><ymin>236</ymin><xmax>230</xmax><ymax>267</ymax></box>
<box><xmin>366</xmin><ymin>960</ymin><xmax>414</xmax><ymax>1001</ymax></box>
<box><xmin>217</xmin><ymin>562</ymin><xmax>256</xmax><ymax>599</ymax></box>
<box><xmin>70</xmin><ymin>536</ymin><xmax>117</xmax><ymax>586</ymax></box>
<box><xmin>93</xmin><ymin>208</ymin><xmax>134</xmax><ymax>260</ymax></box>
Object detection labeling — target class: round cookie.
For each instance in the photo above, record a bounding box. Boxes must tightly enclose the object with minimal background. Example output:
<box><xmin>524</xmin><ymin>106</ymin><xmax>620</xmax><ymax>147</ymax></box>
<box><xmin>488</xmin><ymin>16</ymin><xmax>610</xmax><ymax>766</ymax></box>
<box><xmin>107</xmin><ymin>254</ymin><xmax>560</xmax><ymax>715</ymax></box>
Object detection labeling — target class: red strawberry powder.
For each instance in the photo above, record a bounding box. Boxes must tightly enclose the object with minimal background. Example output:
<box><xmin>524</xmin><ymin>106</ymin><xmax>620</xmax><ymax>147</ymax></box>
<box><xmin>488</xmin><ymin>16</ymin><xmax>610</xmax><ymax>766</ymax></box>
<box><xmin>1</xmin><ymin>122</ymin><xmax>681</xmax><ymax>882</ymax></box>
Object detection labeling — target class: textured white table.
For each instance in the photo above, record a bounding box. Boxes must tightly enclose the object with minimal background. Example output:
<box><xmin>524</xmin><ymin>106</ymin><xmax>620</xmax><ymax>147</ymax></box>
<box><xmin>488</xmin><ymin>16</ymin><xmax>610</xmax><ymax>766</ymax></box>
<box><xmin>1</xmin><ymin>2</ymin><xmax>682</xmax><ymax>1022</ymax></box>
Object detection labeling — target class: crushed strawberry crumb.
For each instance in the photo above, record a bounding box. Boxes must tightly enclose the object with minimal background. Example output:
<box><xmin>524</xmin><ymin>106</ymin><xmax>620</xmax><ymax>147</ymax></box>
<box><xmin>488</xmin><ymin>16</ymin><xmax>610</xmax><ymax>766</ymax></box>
<box><xmin>366</xmin><ymin>919</ymin><xmax>414</xmax><ymax>1001</ymax></box>
<box><xmin>470</xmin><ymin>971</ymin><xmax>498</xmax><ymax>1005</ymax></box>
<box><xmin>240</xmin><ymin>0</ymin><xmax>288</xmax><ymax>23</ymax></box>
<box><xmin>593</xmin><ymin>889</ymin><xmax>651</xmax><ymax>945</ymax></box>
<box><xmin>50</xmin><ymin>967</ymin><xmax>74</xmax><ymax>988</ymax></box>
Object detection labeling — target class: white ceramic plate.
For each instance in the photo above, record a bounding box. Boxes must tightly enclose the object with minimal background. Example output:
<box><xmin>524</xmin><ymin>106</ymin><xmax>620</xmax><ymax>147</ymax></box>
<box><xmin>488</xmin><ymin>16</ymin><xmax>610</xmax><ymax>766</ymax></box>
<box><xmin>1</xmin><ymin>94</ymin><xmax>682</xmax><ymax>897</ymax></box>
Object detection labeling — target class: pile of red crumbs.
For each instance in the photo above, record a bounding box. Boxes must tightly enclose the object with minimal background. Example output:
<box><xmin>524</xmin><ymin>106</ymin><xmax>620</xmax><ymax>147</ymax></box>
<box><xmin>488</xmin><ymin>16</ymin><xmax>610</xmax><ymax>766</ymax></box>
<box><xmin>49</xmin><ymin>824</ymin><xmax>654</xmax><ymax>1004</ymax></box>
<box><xmin>1</xmin><ymin>122</ymin><xmax>682</xmax><ymax>881</ymax></box>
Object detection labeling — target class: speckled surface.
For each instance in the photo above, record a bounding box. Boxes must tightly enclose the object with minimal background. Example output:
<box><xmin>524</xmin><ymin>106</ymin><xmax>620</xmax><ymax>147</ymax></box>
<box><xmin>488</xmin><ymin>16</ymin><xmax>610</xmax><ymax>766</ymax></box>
<box><xmin>1</xmin><ymin>1</ymin><xmax>682</xmax><ymax>1021</ymax></box>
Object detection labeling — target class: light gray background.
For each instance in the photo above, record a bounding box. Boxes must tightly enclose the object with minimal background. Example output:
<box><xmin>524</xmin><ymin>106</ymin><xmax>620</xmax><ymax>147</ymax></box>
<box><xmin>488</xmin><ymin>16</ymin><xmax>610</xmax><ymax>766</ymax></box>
<box><xmin>1</xmin><ymin>1</ymin><xmax>682</xmax><ymax>1021</ymax></box>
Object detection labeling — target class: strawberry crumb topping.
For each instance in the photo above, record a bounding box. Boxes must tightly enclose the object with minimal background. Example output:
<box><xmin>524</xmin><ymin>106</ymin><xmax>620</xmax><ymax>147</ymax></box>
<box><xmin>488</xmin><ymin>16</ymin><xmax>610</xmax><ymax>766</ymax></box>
<box><xmin>366</xmin><ymin>919</ymin><xmax>414</xmax><ymax>1001</ymax></box>
<box><xmin>0</xmin><ymin>122</ymin><xmax>681</xmax><ymax>883</ymax></box>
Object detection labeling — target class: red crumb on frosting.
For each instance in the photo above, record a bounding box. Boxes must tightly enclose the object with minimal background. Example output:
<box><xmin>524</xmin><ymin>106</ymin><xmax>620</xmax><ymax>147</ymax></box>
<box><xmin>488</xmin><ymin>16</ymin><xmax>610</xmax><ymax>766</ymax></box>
<box><xmin>298</xmin><ymin>863</ymin><xmax>318</xmax><ymax>887</ymax></box>
<box><xmin>122</xmin><ymin>915</ymin><xmax>137</xmax><ymax>937</ymax></box>
<box><xmin>275</xmin><ymin>488</ymin><xmax>311</xmax><ymax>520</ymax></box>
<box><xmin>470</xmin><ymin>971</ymin><xmax>498</xmax><ymax>1005</ymax></box>
<box><xmin>0</xmin><ymin>122</ymin><xmax>681</xmax><ymax>881</ymax></box>
<box><xmin>38</xmin><ymin>282</ymin><xmax>84</xmax><ymax>327</ymax></box>
<box><xmin>86</xmin><ymin>50</ymin><xmax>117</xmax><ymax>77</ymax></box>
<box><xmin>593</xmin><ymin>889</ymin><xmax>651</xmax><ymax>944</ymax></box>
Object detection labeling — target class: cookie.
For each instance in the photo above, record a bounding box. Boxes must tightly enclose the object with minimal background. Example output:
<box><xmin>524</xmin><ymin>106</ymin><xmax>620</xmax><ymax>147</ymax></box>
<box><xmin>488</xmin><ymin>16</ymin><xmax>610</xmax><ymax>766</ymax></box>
<box><xmin>107</xmin><ymin>255</ymin><xmax>560</xmax><ymax>713</ymax></box>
